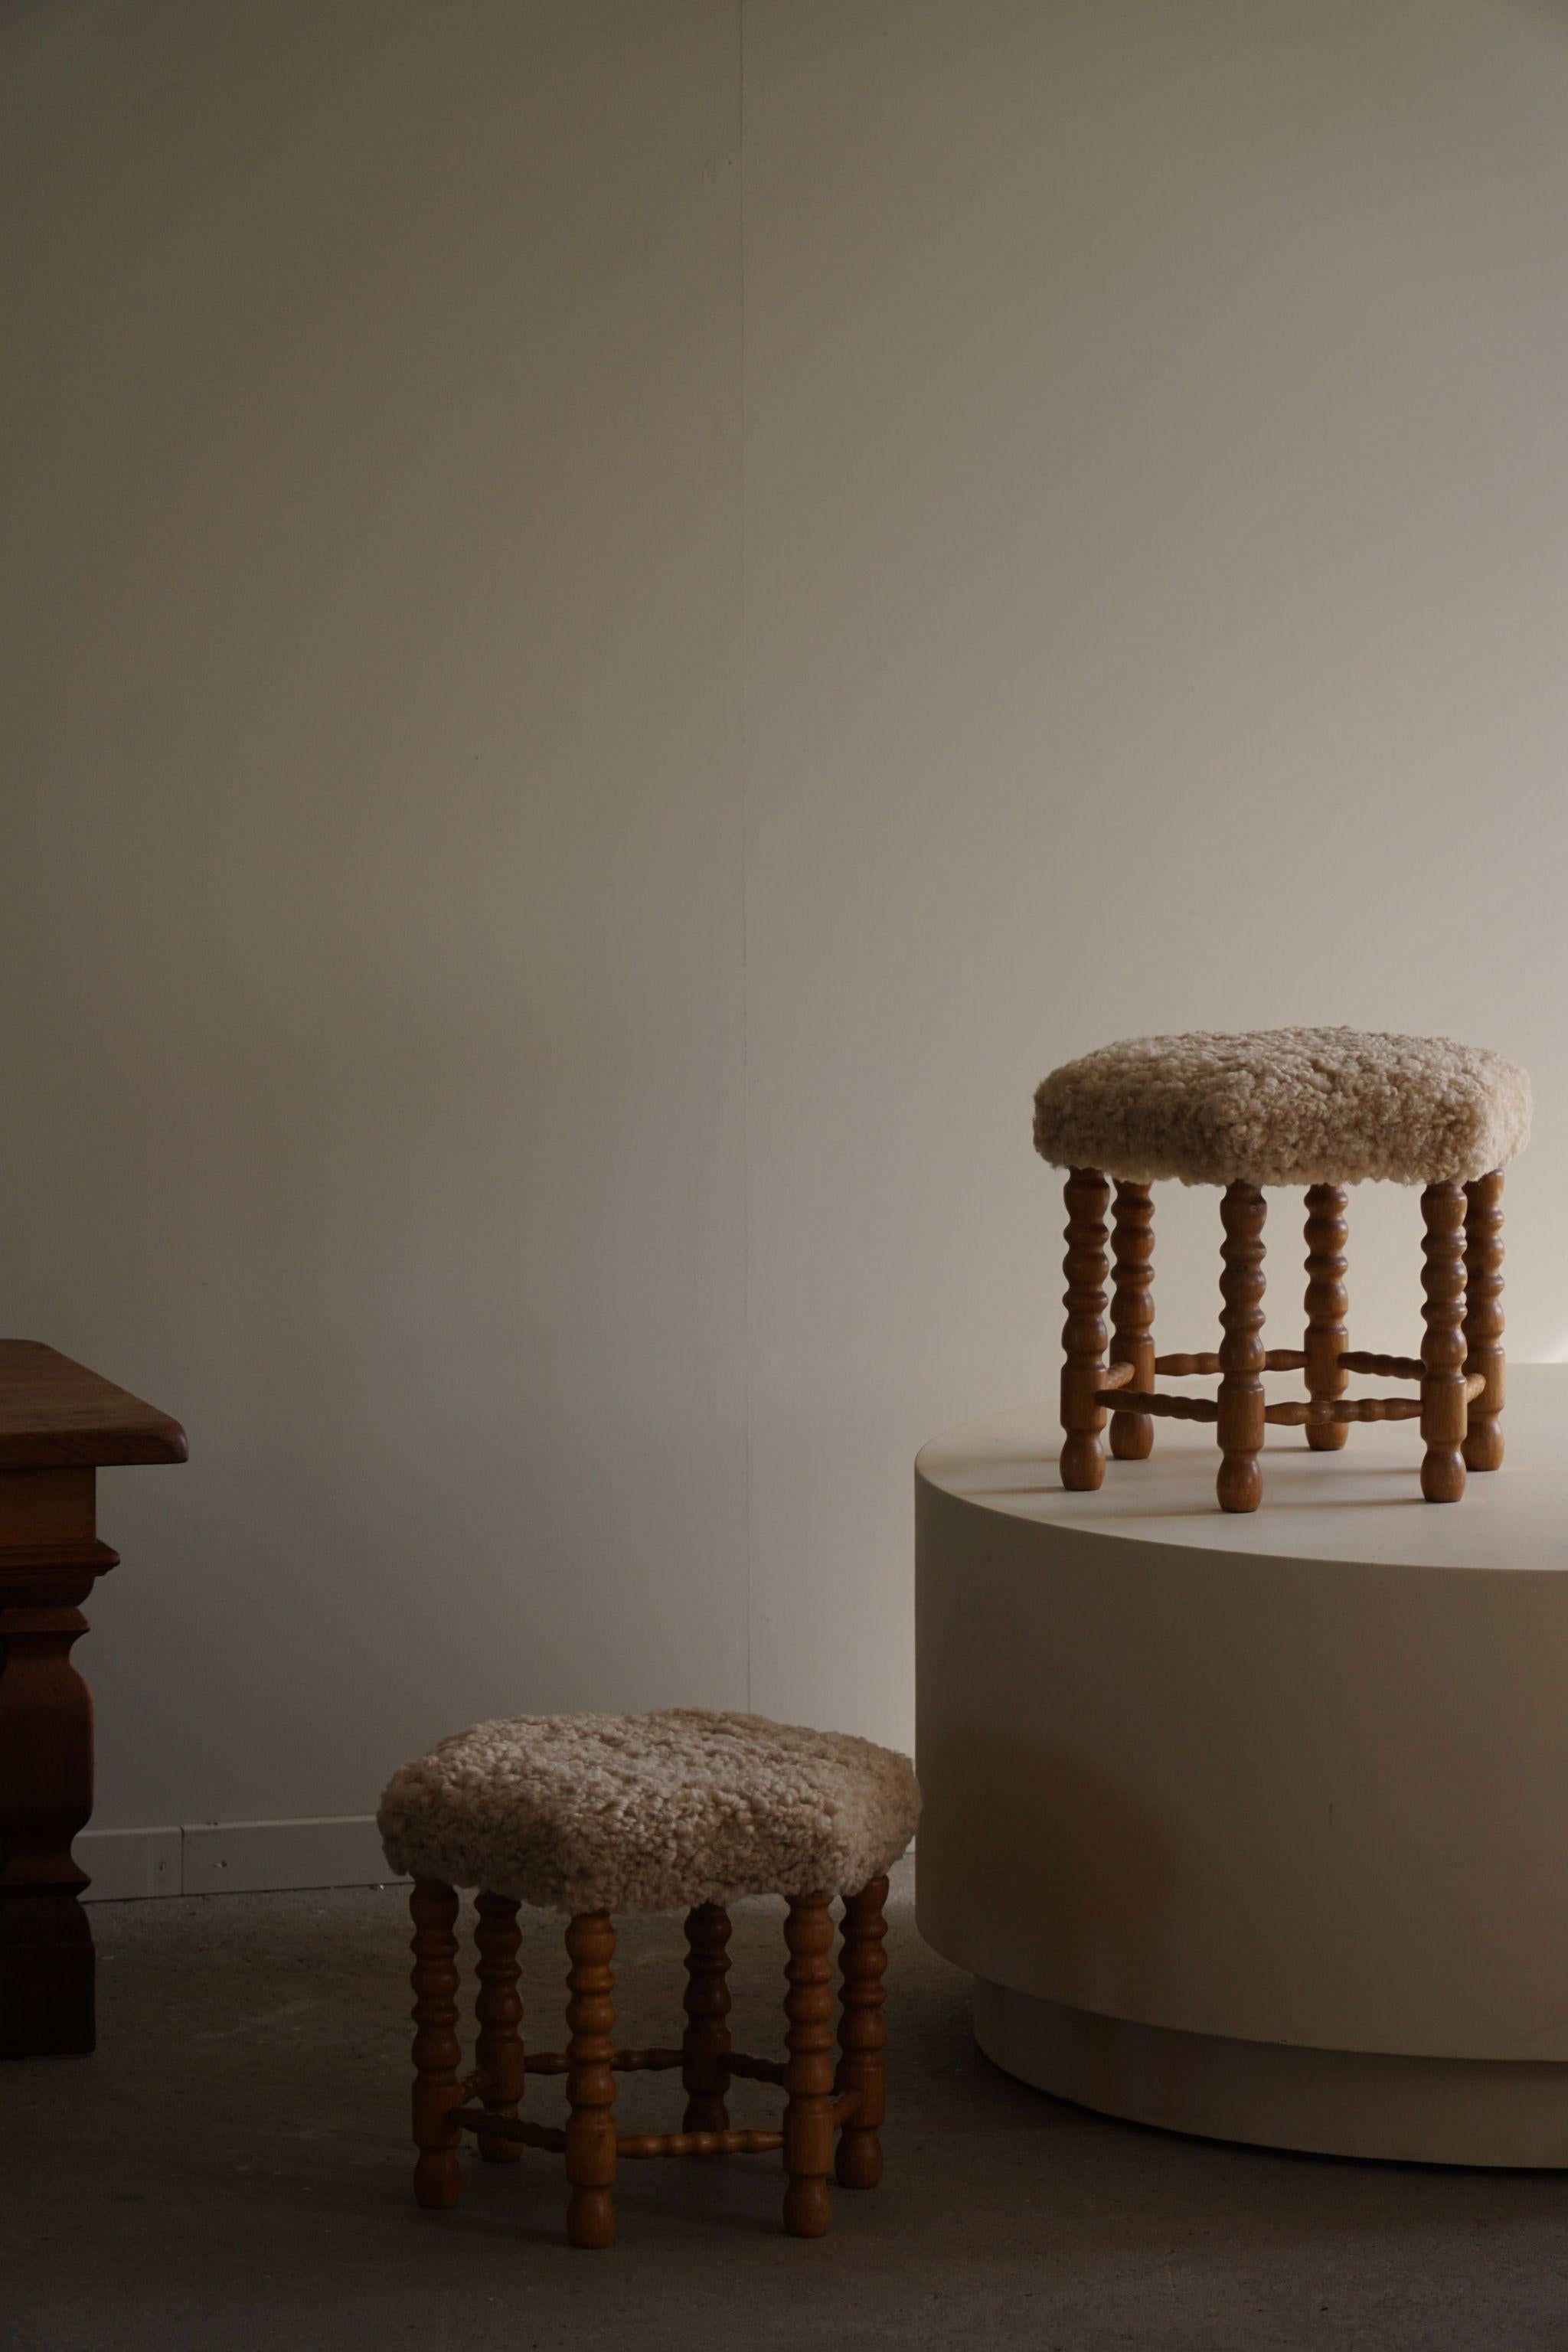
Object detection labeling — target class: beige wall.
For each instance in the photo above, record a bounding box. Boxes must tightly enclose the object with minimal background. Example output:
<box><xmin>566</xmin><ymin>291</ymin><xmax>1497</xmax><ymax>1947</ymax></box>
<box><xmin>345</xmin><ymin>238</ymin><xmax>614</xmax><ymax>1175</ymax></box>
<box><xmin>1</xmin><ymin>0</ymin><xmax>747</xmax><ymax>1828</ymax></box>
<box><xmin>3</xmin><ymin>0</ymin><xmax>1565</xmax><ymax>1826</ymax></box>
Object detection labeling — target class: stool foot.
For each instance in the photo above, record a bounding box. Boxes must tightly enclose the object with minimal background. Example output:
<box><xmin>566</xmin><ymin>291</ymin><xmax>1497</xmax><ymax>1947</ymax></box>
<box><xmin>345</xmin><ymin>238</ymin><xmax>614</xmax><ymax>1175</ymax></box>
<box><xmin>474</xmin><ymin>1892</ymin><xmax>524</xmax><ymax>2162</ymax></box>
<box><xmin>1109</xmin><ymin>1181</ymin><xmax>1155</xmax><ymax>1461</ymax></box>
<box><xmin>1060</xmin><ymin>1168</ymin><xmax>1110</xmax><ymax>1491</ymax></box>
<box><xmin>1463</xmin><ymin>1170</ymin><xmax>1505</xmax><ymax>1472</ymax></box>
<box><xmin>681</xmin><ymin>1902</ymin><xmax>732</xmax><ymax>2135</ymax></box>
<box><xmin>1421</xmin><ymin>1182</ymin><xmax>1468</xmax><ymax>1504</ymax></box>
<box><xmin>783</xmin><ymin>1893</ymin><xmax>835</xmax><ymax>2236</ymax></box>
<box><xmin>835</xmin><ymin>1876</ymin><xmax>888</xmax><ymax>2190</ymax></box>
<box><xmin>565</xmin><ymin>1912</ymin><xmax>617</xmax><ymax>2246</ymax></box>
<box><xmin>410</xmin><ymin>1880</ymin><xmax>462</xmax><ymax>2210</ymax></box>
<box><xmin>1217</xmin><ymin>1183</ymin><xmax>1266</xmax><ymax>1513</ymax></box>
<box><xmin>1303</xmin><ymin>1184</ymin><xmax>1350</xmax><ymax>1450</ymax></box>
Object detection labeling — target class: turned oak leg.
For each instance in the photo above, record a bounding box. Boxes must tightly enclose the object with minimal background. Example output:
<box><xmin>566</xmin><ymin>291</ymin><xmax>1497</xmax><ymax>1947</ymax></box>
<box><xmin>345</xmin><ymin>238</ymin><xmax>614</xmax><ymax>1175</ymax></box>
<box><xmin>0</xmin><ymin>1469</ymin><xmax>106</xmax><ymax>2062</ymax></box>
<box><xmin>474</xmin><ymin>1891</ymin><xmax>524</xmax><ymax>2163</ymax></box>
<box><xmin>1421</xmin><ymin>1181</ymin><xmax>1468</xmax><ymax>1502</ymax></box>
<box><xmin>782</xmin><ymin>1892</ymin><xmax>836</xmax><ymax>2237</ymax></box>
<box><xmin>410</xmin><ymin>1880</ymin><xmax>463</xmax><ymax>2209</ymax></box>
<box><xmin>1463</xmin><ymin>1169</ymin><xmax>1505</xmax><ymax>1473</ymax></box>
<box><xmin>681</xmin><ymin>1902</ymin><xmax>732</xmax><ymax>2135</ymax></box>
<box><xmin>1109</xmin><ymin>1181</ymin><xmax>1155</xmax><ymax>1461</ymax></box>
<box><xmin>1302</xmin><ymin>1184</ymin><xmax>1349</xmax><ymax>1451</ymax></box>
<box><xmin>834</xmin><ymin>1876</ymin><xmax>888</xmax><ymax>2190</ymax></box>
<box><xmin>1060</xmin><ymin>1168</ymin><xmax>1111</xmax><ymax>1491</ymax></box>
<box><xmin>1217</xmin><ymin>1182</ymin><xmax>1267</xmax><ymax>1513</ymax></box>
<box><xmin>565</xmin><ymin>1912</ymin><xmax>617</xmax><ymax>2248</ymax></box>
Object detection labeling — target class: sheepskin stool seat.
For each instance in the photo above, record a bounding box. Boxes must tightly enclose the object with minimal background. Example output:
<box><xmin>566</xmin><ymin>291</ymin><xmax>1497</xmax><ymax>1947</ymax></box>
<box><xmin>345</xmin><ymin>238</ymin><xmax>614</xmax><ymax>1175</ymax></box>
<box><xmin>377</xmin><ymin>1707</ymin><xmax>920</xmax><ymax>2248</ymax></box>
<box><xmin>1034</xmin><ymin>1027</ymin><xmax>1531</xmax><ymax>1512</ymax></box>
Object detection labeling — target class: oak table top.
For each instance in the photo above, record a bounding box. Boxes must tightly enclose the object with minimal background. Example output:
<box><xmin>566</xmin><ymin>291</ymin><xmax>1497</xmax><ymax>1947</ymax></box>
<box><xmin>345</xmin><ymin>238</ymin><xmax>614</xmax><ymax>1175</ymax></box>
<box><xmin>0</xmin><ymin>1339</ymin><xmax>188</xmax><ymax>1469</ymax></box>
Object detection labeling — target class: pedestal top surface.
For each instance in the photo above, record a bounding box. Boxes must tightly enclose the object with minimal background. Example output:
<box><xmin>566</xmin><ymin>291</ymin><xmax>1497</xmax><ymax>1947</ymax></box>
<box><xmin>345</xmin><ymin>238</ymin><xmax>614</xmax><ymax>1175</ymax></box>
<box><xmin>916</xmin><ymin>1361</ymin><xmax>1566</xmax><ymax>1574</ymax></box>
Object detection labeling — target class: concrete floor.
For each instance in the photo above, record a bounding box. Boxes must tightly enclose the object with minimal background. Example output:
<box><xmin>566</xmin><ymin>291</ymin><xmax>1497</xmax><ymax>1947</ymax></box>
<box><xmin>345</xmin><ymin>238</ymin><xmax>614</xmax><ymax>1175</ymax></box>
<box><xmin>6</xmin><ymin>1861</ymin><xmax>1568</xmax><ymax>2350</ymax></box>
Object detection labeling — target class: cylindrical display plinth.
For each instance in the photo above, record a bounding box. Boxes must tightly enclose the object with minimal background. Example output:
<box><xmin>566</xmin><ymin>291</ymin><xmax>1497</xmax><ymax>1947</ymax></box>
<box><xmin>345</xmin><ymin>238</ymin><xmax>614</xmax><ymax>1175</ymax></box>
<box><xmin>916</xmin><ymin>1367</ymin><xmax>1568</xmax><ymax>2165</ymax></box>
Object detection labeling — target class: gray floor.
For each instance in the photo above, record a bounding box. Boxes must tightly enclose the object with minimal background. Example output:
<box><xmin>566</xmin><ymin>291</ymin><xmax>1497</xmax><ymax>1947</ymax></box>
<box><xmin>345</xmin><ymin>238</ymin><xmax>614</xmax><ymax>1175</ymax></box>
<box><xmin>6</xmin><ymin>1861</ymin><xmax>1568</xmax><ymax>2351</ymax></box>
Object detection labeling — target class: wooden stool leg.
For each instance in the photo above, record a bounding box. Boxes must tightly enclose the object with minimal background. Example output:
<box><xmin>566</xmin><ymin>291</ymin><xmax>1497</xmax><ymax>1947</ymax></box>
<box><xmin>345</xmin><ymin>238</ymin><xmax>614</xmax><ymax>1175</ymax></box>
<box><xmin>782</xmin><ymin>1892</ymin><xmax>835</xmax><ymax>2237</ymax></box>
<box><xmin>564</xmin><ymin>1912</ymin><xmax>617</xmax><ymax>2248</ymax></box>
<box><xmin>1463</xmin><ymin>1169</ymin><xmax>1505</xmax><ymax>1472</ymax></box>
<box><xmin>1421</xmin><ymin>1181</ymin><xmax>1468</xmax><ymax>1502</ymax></box>
<box><xmin>409</xmin><ymin>1879</ymin><xmax>462</xmax><ymax>2210</ymax></box>
<box><xmin>474</xmin><ymin>1891</ymin><xmax>524</xmax><ymax>2163</ymax></box>
<box><xmin>834</xmin><ymin>1876</ymin><xmax>888</xmax><ymax>2190</ymax></box>
<box><xmin>1109</xmin><ymin>1181</ymin><xmax>1155</xmax><ymax>1461</ymax></box>
<box><xmin>1217</xmin><ymin>1182</ymin><xmax>1266</xmax><ymax>1513</ymax></box>
<box><xmin>681</xmin><ymin>1902</ymin><xmax>732</xmax><ymax>2135</ymax></box>
<box><xmin>1060</xmin><ymin>1168</ymin><xmax>1111</xmax><ymax>1491</ymax></box>
<box><xmin>1302</xmin><ymin>1184</ymin><xmax>1349</xmax><ymax>1451</ymax></box>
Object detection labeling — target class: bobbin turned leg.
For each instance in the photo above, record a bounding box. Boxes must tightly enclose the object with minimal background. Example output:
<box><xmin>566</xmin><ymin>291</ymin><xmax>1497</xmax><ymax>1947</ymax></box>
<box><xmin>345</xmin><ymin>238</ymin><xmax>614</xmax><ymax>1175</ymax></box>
<box><xmin>409</xmin><ymin>1879</ymin><xmax>462</xmax><ymax>2210</ymax></box>
<box><xmin>1109</xmin><ymin>1181</ymin><xmax>1155</xmax><ymax>1460</ymax></box>
<box><xmin>474</xmin><ymin>1891</ymin><xmax>524</xmax><ymax>2163</ymax></box>
<box><xmin>1217</xmin><ymin>1183</ymin><xmax>1266</xmax><ymax>1513</ymax></box>
<box><xmin>1302</xmin><ymin>1184</ymin><xmax>1349</xmax><ymax>1450</ymax></box>
<box><xmin>1060</xmin><ymin>1168</ymin><xmax>1111</xmax><ymax>1491</ymax></box>
<box><xmin>835</xmin><ymin>1876</ymin><xmax>888</xmax><ymax>2190</ymax></box>
<box><xmin>1463</xmin><ymin>1169</ymin><xmax>1505</xmax><ymax>1472</ymax></box>
<box><xmin>782</xmin><ymin>1893</ymin><xmax>835</xmax><ymax>2237</ymax></box>
<box><xmin>681</xmin><ymin>1902</ymin><xmax>732</xmax><ymax>2135</ymax></box>
<box><xmin>565</xmin><ymin>1912</ymin><xmax>617</xmax><ymax>2248</ymax></box>
<box><xmin>1421</xmin><ymin>1181</ymin><xmax>1468</xmax><ymax>1502</ymax></box>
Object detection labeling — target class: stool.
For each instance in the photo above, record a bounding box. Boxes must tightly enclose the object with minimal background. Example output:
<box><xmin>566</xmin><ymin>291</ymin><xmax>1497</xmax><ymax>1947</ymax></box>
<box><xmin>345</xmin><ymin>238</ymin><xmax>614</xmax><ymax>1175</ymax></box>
<box><xmin>377</xmin><ymin>1707</ymin><xmax>920</xmax><ymax>2246</ymax></box>
<box><xmin>1033</xmin><ymin>1027</ymin><xmax>1532</xmax><ymax>1512</ymax></box>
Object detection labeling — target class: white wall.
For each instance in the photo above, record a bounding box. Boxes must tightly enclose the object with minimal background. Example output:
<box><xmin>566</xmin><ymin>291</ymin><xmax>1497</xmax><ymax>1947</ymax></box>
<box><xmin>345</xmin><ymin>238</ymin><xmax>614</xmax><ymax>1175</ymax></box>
<box><xmin>3</xmin><ymin>0</ymin><xmax>1566</xmax><ymax>1829</ymax></box>
<box><xmin>1</xmin><ymin>0</ymin><xmax>747</xmax><ymax>1829</ymax></box>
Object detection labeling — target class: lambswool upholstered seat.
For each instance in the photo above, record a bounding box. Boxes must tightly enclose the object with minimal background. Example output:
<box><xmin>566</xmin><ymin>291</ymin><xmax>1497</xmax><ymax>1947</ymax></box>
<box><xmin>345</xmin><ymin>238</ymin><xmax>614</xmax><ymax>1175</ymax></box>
<box><xmin>378</xmin><ymin>1708</ymin><xmax>920</xmax><ymax>2247</ymax></box>
<box><xmin>1034</xmin><ymin>1028</ymin><xmax>1530</xmax><ymax>1513</ymax></box>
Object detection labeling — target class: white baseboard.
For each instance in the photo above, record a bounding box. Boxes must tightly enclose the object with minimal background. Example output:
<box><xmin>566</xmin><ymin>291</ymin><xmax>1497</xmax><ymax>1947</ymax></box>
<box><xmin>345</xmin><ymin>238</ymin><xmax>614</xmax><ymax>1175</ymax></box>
<box><xmin>76</xmin><ymin>1826</ymin><xmax>184</xmax><ymax>1902</ymax></box>
<box><xmin>77</xmin><ymin>1815</ymin><xmax>404</xmax><ymax>1902</ymax></box>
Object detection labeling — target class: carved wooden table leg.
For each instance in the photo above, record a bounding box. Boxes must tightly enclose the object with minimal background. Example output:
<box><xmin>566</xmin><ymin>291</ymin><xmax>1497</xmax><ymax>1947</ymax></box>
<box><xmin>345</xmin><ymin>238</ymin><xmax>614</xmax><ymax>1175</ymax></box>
<box><xmin>474</xmin><ymin>1890</ymin><xmax>524</xmax><ymax>2162</ymax></box>
<box><xmin>0</xmin><ymin>1472</ymin><xmax>106</xmax><ymax>2059</ymax></box>
<box><xmin>1060</xmin><ymin>1168</ymin><xmax>1111</xmax><ymax>1491</ymax></box>
<box><xmin>1109</xmin><ymin>1181</ymin><xmax>1155</xmax><ymax>1461</ymax></box>
<box><xmin>834</xmin><ymin>1875</ymin><xmax>888</xmax><ymax>2190</ymax></box>
<box><xmin>782</xmin><ymin>1892</ymin><xmax>835</xmax><ymax>2236</ymax></box>
<box><xmin>565</xmin><ymin>1911</ymin><xmax>618</xmax><ymax>2248</ymax></box>
<box><xmin>1422</xmin><ymin>1181</ymin><xmax>1469</xmax><ymax>1502</ymax></box>
<box><xmin>1463</xmin><ymin>1168</ymin><xmax>1505</xmax><ymax>1473</ymax></box>
<box><xmin>1217</xmin><ymin>1182</ymin><xmax>1267</xmax><ymax>1513</ymax></box>
<box><xmin>0</xmin><ymin>1346</ymin><xmax>184</xmax><ymax>2062</ymax></box>
<box><xmin>410</xmin><ymin>1879</ymin><xmax>463</xmax><ymax>2209</ymax></box>
<box><xmin>1303</xmin><ymin>1184</ymin><xmax>1349</xmax><ymax>1451</ymax></box>
<box><xmin>681</xmin><ymin>1901</ymin><xmax>732</xmax><ymax>2135</ymax></box>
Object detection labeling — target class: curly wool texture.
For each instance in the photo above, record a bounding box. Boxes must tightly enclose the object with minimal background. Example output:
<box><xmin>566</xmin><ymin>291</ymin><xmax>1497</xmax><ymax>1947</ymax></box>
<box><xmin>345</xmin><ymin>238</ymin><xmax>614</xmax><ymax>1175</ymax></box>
<box><xmin>377</xmin><ymin>1707</ymin><xmax>920</xmax><ymax>1913</ymax></box>
<box><xmin>1034</xmin><ymin>1027</ymin><xmax>1531</xmax><ymax>1187</ymax></box>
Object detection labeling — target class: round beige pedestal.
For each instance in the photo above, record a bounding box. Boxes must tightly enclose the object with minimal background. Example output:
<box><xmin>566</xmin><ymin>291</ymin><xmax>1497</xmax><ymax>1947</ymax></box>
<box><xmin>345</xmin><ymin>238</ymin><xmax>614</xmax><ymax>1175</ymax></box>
<box><xmin>915</xmin><ymin>1365</ymin><xmax>1568</xmax><ymax>2166</ymax></box>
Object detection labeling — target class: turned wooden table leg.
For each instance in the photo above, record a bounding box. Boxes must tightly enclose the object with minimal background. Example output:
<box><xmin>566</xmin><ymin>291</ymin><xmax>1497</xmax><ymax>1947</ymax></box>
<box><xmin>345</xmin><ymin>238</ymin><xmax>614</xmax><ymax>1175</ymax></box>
<box><xmin>1109</xmin><ymin>1181</ymin><xmax>1155</xmax><ymax>1461</ymax></box>
<box><xmin>834</xmin><ymin>1876</ymin><xmax>888</xmax><ymax>2190</ymax></box>
<box><xmin>782</xmin><ymin>1892</ymin><xmax>835</xmax><ymax>2237</ymax></box>
<box><xmin>474</xmin><ymin>1890</ymin><xmax>524</xmax><ymax>2162</ymax></box>
<box><xmin>0</xmin><ymin>1468</ymin><xmax>113</xmax><ymax>2061</ymax></box>
<box><xmin>1422</xmin><ymin>1181</ymin><xmax>1468</xmax><ymax>1502</ymax></box>
<box><xmin>1463</xmin><ymin>1169</ymin><xmax>1505</xmax><ymax>1473</ymax></box>
<box><xmin>565</xmin><ymin>1912</ymin><xmax>617</xmax><ymax>2248</ymax></box>
<box><xmin>410</xmin><ymin>1880</ymin><xmax>463</xmax><ymax>2209</ymax></box>
<box><xmin>1217</xmin><ymin>1182</ymin><xmax>1267</xmax><ymax>1513</ymax></box>
<box><xmin>1303</xmin><ymin>1184</ymin><xmax>1349</xmax><ymax>1452</ymax></box>
<box><xmin>681</xmin><ymin>1901</ymin><xmax>732</xmax><ymax>2135</ymax></box>
<box><xmin>1060</xmin><ymin>1168</ymin><xmax>1111</xmax><ymax>1491</ymax></box>
<box><xmin>0</xmin><ymin>1354</ymin><xmax>184</xmax><ymax>2063</ymax></box>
